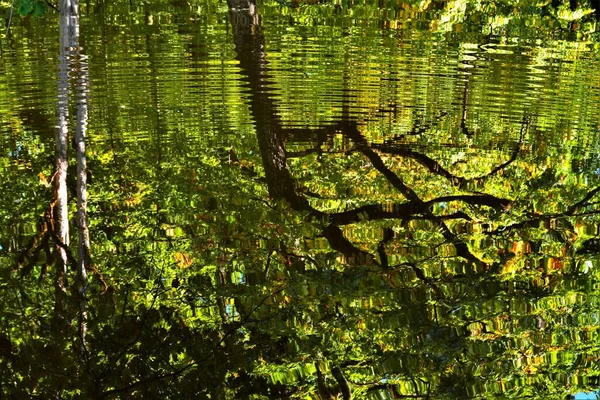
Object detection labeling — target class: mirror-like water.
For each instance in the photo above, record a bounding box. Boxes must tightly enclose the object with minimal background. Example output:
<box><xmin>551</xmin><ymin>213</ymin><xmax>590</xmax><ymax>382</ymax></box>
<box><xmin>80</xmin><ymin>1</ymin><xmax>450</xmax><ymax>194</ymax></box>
<box><xmin>2</xmin><ymin>0</ymin><xmax>600</xmax><ymax>398</ymax></box>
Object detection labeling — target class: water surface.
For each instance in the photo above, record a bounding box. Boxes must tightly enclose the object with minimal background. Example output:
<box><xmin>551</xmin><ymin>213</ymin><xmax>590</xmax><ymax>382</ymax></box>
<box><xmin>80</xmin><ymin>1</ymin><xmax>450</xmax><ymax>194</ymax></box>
<box><xmin>2</xmin><ymin>1</ymin><xmax>600</xmax><ymax>398</ymax></box>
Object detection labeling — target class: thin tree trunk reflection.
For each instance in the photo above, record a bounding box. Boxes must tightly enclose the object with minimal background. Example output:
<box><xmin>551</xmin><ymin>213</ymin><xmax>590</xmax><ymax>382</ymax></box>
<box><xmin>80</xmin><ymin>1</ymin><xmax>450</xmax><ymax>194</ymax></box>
<box><xmin>54</xmin><ymin>0</ymin><xmax>72</xmax><ymax>317</ymax></box>
<box><xmin>74</xmin><ymin>39</ymin><xmax>90</xmax><ymax>353</ymax></box>
<box><xmin>55</xmin><ymin>0</ymin><xmax>90</xmax><ymax>352</ymax></box>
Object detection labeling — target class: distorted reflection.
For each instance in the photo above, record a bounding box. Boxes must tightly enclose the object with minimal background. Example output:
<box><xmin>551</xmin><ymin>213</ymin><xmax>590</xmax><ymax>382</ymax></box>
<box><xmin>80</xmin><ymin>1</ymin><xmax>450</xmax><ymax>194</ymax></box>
<box><xmin>2</xmin><ymin>0</ymin><xmax>600</xmax><ymax>398</ymax></box>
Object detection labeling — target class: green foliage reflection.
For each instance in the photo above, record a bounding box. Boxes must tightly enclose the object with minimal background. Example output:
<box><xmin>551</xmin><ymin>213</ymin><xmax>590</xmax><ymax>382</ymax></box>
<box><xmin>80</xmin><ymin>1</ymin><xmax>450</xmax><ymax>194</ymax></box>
<box><xmin>2</xmin><ymin>0</ymin><xmax>600</xmax><ymax>398</ymax></box>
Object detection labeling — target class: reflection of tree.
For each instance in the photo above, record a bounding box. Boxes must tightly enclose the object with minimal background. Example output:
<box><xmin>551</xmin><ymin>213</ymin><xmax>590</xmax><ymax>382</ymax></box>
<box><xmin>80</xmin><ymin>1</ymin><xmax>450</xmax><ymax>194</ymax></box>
<box><xmin>371</xmin><ymin>114</ymin><xmax>526</xmax><ymax>188</ymax></box>
<box><xmin>227</xmin><ymin>0</ymin><xmax>600</xmax><ymax>398</ymax></box>
<box><xmin>52</xmin><ymin>0</ymin><xmax>92</xmax><ymax>354</ymax></box>
<box><xmin>20</xmin><ymin>0</ymin><xmax>91</xmax><ymax>363</ymax></box>
<box><xmin>5</xmin><ymin>1</ymin><xmax>600</xmax><ymax>398</ymax></box>
<box><xmin>72</xmin><ymin>0</ymin><xmax>91</xmax><ymax>355</ymax></box>
<box><xmin>230</xmin><ymin>0</ymin><xmax>508</xmax><ymax>268</ymax></box>
<box><xmin>54</xmin><ymin>0</ymin><xmax>71</xmax><ymax>318</ymax></box>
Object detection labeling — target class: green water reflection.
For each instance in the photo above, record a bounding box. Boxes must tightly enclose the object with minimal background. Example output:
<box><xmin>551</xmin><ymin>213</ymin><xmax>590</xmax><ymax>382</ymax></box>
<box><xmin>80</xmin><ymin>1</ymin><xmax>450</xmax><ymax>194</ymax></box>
<box><xmin>2</xmin><ymin>0</ymin><xmax>600</xmax><ymax>398</ymax></box>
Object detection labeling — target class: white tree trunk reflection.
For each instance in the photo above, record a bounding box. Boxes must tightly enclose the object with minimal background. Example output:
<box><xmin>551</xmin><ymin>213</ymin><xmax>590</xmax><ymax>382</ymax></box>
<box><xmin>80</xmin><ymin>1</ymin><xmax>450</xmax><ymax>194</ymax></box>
<box><xmin>55</xmin><ymin>0</ymin><xmax>90</xmax><ymax>352</ymax></box>
<box><xmin>54</xmin><ymin>0</ymin><xmax>72</xmax><ymax>317</ymax></box>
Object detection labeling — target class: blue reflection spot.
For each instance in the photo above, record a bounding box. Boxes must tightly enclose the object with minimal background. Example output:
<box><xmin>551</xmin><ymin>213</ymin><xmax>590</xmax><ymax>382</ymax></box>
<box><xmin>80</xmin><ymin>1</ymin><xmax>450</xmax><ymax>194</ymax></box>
<box><xmin>570</xmin><ymin>391</ymin><xmax>599</xmax><ymax>400</ymax></box>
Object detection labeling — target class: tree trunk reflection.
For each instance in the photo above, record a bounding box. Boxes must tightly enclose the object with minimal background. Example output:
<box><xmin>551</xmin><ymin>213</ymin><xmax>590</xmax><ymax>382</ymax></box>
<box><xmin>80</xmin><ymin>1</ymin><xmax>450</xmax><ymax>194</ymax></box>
<box><xmin>55</xmin><ymin>0</ymin><xmax>90</xmax><ymax>353</ymax></box>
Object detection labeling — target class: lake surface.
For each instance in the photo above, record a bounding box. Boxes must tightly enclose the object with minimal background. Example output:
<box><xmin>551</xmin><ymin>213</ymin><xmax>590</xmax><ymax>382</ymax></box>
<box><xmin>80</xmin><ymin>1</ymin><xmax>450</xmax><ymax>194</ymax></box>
<box><xmin>2</xmin><ymin>0</ymin><xmax>600</xmax><ymax>398</ymax></box>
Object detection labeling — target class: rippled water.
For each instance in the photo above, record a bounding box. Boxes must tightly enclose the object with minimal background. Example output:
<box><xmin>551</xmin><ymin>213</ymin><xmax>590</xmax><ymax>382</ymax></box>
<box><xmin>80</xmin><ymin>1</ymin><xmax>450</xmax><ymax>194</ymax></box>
<box><xmin>3</xmin><ymin>1</ymin><xmax>600</xmax><ymax>398</ymax></box>
<box><xmin>2</xmin><ymin>10</ymin><xmax>599</xmax><ymax>152</ymax></box>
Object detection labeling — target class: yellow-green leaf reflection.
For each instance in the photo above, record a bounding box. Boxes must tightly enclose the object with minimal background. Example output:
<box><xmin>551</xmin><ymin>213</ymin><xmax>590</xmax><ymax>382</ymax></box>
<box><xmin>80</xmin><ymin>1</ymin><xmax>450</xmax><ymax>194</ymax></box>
<box><xmin>3</xmin><ymin>0</ymin><xmax>600</xmax><ymax>398</ymax></box>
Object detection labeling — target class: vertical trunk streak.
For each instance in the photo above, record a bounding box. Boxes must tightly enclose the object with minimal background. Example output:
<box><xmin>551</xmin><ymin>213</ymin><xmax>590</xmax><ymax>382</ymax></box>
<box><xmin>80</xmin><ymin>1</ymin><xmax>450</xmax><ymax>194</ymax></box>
<box><xmin>75</xmin><ymin>51</ymin><xmax>90</xmax><ymax>351</ymax></box>
<box><xmin>54</xmin><ymin>1</ymin><xmax>72</xmax><ymax>316</ymax></box>
<box><xmin>228</xmin><ymin>0</ymin><xmax>308</xmax><ymax>210</ymax></box>
<box><xmin>68</xmin><ymin>0</ymin><xmax>90</xmax><ymax>353</ymax></box>
<box><xmin>57</xmin><ymin>0</ymin><xmax>89</xmax><ymax>351</ymax></box>
<box><xmin>460</xmin><ymin>74</ymin><xmax>470</xmax><ymax>136</ymax></box>
<box><xmin>331</xmin><ymin>365</ymin><xmax>351</xmax><ymax>400</ymax></box>
<box><xmin>227</xmin><ymin>0</ymin><xmax>372</xmax><ymax>267</ymax></box>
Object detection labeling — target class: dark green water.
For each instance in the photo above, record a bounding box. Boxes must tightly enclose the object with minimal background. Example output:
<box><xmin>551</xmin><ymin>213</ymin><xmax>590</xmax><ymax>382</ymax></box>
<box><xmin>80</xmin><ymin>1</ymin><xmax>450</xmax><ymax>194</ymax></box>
<box><xmin>2</xmin><ymin>1</ymin><xmax>600</xmax><ymax>398</ymax></box>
